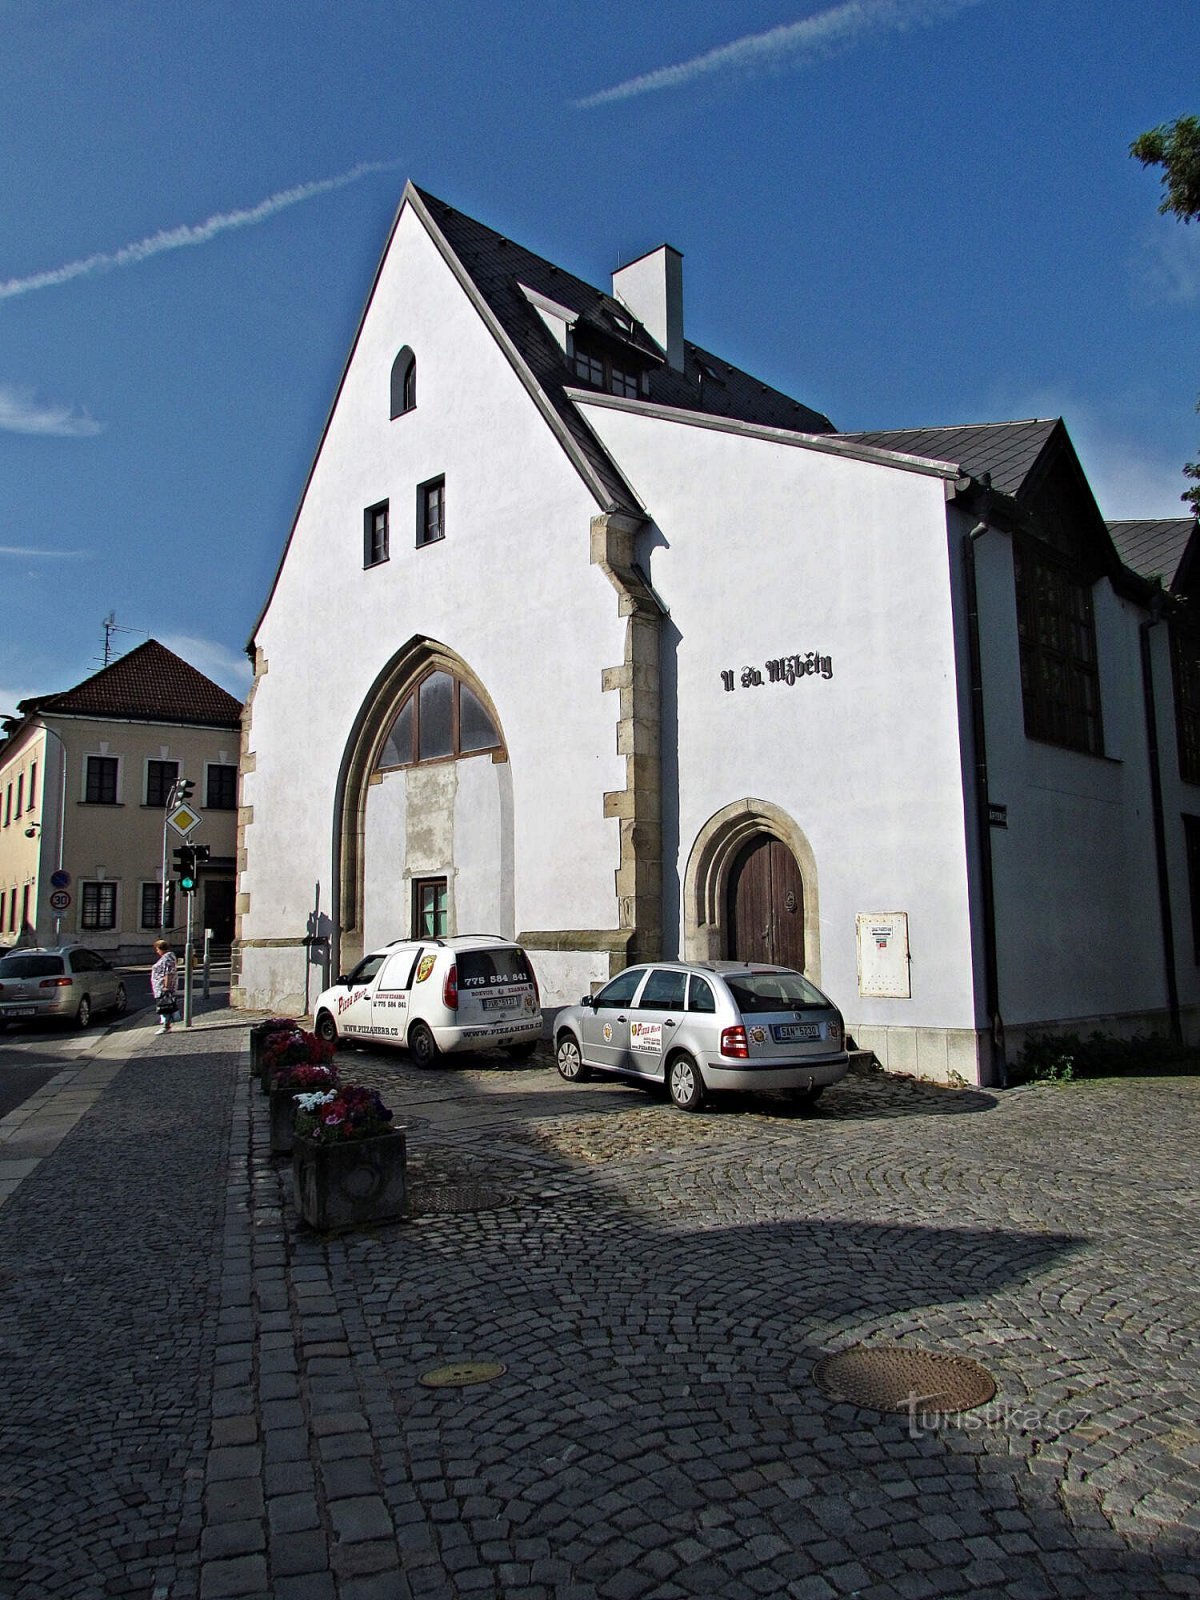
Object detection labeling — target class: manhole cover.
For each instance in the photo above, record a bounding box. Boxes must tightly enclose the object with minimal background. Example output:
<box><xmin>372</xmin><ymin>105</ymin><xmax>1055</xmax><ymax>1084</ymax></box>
<box><xmin>418</xmin><ymin>1360</ymin><xmax>507</xmax><ymax>1388</ymax></box>
<box><xmin>813</xmin><ymin>1344</ymin><xmax>997</xmax><ymax>1415</ymax></box>
<box><xmin>408</xmin><ymin>1181</ymin><xmax>508</xmax><ymax>1215</ymax></box>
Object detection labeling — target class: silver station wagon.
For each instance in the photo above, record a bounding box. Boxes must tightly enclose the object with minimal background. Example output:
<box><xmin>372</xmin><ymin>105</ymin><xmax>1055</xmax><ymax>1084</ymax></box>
<box><xmin>0</xmin><ymin>946</ymin><xmax>127</xmax><ymax>1030</ymax></box>
<box><xmin>554</xmin><ymin>960</ymin><xmax>849</xmax><ymax>1111</ymax></box>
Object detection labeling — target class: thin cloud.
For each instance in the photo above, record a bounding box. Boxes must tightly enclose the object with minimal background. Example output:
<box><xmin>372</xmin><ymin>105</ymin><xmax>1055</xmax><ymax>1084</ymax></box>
<box><xmin>0</xmin><ymin>159</ymin><xmax>402</xmax><ymax>303</ymax></box>
<box><xmin>0</xmin><ymin>382</ymin><xmax>103</xmax><ymax>436</ymax></box>
<box><xmin>0</xmin><ymin>544</ymin><xmax>89</xmax><ymax>558</ymax></box>
<box><xmin>1135</xmin><ymin>224</ymin><xmax>1200</xmax><ymax>305</ymax></box>
<box><xmin>159</xmin><ymin>633</ymin><xmax>253</xmax><ymax>696</ymax></box>
<box><xmin>575</xmin><ymin>0</ymin><xmax>983</xmax><ymax>108</ymax></box>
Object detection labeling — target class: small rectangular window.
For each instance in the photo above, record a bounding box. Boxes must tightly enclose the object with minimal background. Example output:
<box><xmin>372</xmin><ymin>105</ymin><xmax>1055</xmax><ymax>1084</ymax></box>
<box><xmin>28</xmin><ymin>763</ymin><xmax>36</xmax><ymax>809</ymax></box>
<box><xmin>417</xmin><ymin>477</ymin><xmax>445</xmax><ymax>547</ymax></box>
<box><xmin>206</xmin><ymin>764</ymin><xmax>238</xmax><ymax>810</ymax></box>
<box><xmin>15</xmin><ymin>775</ymin><xmax>23</xmax><ymax>817</ymax></box>
<box><xmin>146</xmin><ymin>759</ymin><xmax>179</xmax><ymax>808</ymax></box>
<box><xmin>413</xmin><ymin>877</ymin><xmax>448</xmax><ymax>938</ymax></box>
<box><xmin>81</xmin><ymin>881</ymin><xmax>117</xmax><ymax>930</ymax></box>
<box><xmin>364</xmin><ymin>500</ymin><xmax>389</xmax><ymax>567</ymax></box>
<box><xmin>85</xmin><ymin>756</ymin><xmax>119</xmax><ymax>805</ymax></box>
<box><xmin>3</xmin><ymin>784</ymin><xmax>10</xmax><ymax>825</ymax></box>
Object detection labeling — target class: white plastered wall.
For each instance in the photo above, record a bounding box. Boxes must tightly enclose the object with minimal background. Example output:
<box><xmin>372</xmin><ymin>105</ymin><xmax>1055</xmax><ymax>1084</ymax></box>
<box><xmin>581</xmin><ymin>402</ymin><xmax>983</xmax><ymax>1082</ymax></box>
<box><xmin>974</xmin><ymin>526</ymin><xmax>1173</xmax><ymax>1036</ymax></box>
<box><xmin>241</xmin><ymin>200</ymin><xmax>629</xmax><ymax>1011</ymax></box>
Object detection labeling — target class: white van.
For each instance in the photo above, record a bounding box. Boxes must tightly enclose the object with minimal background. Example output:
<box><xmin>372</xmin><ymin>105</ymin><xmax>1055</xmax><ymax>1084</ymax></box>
<box><xmin>312</xmin><ymin>934</ymin><xmax>542</xmax><ymax>1065</ymax></box>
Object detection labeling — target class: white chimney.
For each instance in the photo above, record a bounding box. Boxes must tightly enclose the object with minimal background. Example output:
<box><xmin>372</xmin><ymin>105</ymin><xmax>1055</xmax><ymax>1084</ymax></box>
<box><xmin>612</xmin><ymin>245</ymin><xmax>684</xmax><ymax>372</ymax></box>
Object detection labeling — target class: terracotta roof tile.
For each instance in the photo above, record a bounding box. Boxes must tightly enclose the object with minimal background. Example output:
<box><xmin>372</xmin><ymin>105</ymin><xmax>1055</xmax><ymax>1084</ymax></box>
<box><xmin>18</xmin><ymin>639</ymin><xmax>242</xmax><ymax>727</ymax></box>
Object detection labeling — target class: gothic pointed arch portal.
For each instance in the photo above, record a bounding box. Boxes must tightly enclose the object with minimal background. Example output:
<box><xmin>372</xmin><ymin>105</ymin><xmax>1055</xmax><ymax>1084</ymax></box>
<box><xmin>682</xmin><ymin>799</ymin><xmax>822</xmax><ymax>984</ymax></box>
<box><xmin>332</xmin><ymin>637</ymin><xmax>513</xmax><ymax>978</ymax></box>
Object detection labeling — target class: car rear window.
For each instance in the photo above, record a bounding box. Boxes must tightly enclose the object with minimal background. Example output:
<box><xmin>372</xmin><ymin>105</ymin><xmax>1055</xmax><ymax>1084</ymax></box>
<box><xmin>0</xmin><ymin>955</ymin><xmax>65</xmax><ymax>979</ymax></box>
<box><xmin>725</xmin><ymin>971</ymin><xmax>831</xmax><ymax>1013</ymax></box>
<box><xmin>459</xmin><ymin>949</ymin><xmax>533</xmax><ymax>988</ymax></box>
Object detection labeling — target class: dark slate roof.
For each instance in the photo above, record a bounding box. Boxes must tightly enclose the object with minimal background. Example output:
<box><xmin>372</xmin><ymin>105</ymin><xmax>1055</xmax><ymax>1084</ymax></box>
<box><xmin>412</xmin><ymin>187</ymin><xmax>834</xmax><ymax>513</ymax></box>
<box><xmin>835</xmin><ymin>420</ymin><xmax>1059</xmax><ymax>498</ymax></box>
<box><xmin>1106</xmin><ymin>518</ymin><xmax>1197</xmax><ymax>589</ymax></box>
<box><xmin>17</xmin><ymin>640</ymin><xmax>242</xmax><ymax>727</ymax></box>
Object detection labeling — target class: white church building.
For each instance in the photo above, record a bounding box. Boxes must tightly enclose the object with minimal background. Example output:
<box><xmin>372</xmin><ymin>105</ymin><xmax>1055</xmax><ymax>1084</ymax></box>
<box><xmin>233</xmin><ymin>182</ymin><xmax>1200</xmax><ymax>1087</ymax></box>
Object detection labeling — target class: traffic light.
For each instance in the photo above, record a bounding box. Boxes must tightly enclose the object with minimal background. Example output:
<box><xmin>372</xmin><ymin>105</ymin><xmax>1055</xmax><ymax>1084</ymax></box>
<box><xmin>174</xmin><ymin>844</ymin><xmax>197</xmax><ymax>893</ymax></box>
<box><xmin>170</xmin><ymin>777</ymin><xmax>195</xmax><ymax>808</ymax></box>
<box><xmin>192</xmin><ymin>844</ymin><xmax>211</xmax><ymax>872</ymax></box>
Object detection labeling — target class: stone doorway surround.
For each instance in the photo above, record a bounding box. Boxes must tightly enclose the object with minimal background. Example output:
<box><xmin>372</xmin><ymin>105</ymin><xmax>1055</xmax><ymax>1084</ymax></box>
<box><xmin>682</xmin><ymin>798</ymin><xmax>822</xmax><ymax>986</ymax></box>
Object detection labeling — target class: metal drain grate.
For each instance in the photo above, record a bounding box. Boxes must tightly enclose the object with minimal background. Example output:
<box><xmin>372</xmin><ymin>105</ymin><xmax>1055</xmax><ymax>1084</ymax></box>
<box><xmin>813</xmin><ymin>1344</ymin><xmax>997</xmax><ymax>1415</ymax></box>
<box><xmin>407</xmin><ymin>1181</ymin><xmax>509</xmax><ymax>1216</ymax></box>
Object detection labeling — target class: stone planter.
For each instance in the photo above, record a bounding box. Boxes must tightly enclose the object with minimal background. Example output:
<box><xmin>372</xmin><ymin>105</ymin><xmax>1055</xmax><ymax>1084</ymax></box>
<box><xmin>269</xmin><ymin>1086</ymin><xmax>300</xmax><ymax>1156</ymax></box>
<box><xmin>292</xmin><ymin>1130</ymin><xmax>408</xmax><ymax>1232</ymax></box>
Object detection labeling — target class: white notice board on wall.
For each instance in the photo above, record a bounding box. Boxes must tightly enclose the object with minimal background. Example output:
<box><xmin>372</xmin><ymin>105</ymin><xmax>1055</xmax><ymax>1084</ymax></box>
<box><xmin>856</xmin><ymin>913</ymin><xmax>910</xmax><ymax>998</ymax></box>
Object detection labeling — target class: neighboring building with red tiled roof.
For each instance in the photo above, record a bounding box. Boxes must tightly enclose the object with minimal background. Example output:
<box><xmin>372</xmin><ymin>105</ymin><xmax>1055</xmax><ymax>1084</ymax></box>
<box><xmin>0</xmin><ymin>642</ymin><xmax>243</xmax><ymax>963</ymax></box>
<box><xmin>16</xmin><ymin>639</ymin><xmax>243</xmax><ymax>729</ymax></box>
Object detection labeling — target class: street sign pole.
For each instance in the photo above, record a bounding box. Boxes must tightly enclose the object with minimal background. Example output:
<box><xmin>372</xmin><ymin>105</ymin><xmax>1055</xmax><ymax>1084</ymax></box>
<box><xmin>184</xmin><ymin>892</ymin><xmax>195</xmax><ymax>1028</ymax></box>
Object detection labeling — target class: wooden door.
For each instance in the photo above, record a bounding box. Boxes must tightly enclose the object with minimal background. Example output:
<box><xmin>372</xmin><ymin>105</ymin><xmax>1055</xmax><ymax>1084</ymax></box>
<box><xmin>726</xmin><ymin>835</ymin><xmax>806</xmax><ymax>969</ymax></box>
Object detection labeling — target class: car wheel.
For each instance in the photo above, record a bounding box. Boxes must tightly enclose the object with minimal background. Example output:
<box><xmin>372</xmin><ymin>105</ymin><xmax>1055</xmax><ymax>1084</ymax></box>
<box><xmin>555</xmin><ymin>1034</ymin><xmax>591</xmax><ymax>1082</ymax></box>
<box><xmin>666</xmin><ymin>1052</ymin><xmax>706</xmax><ymax>1111</ymax></box>
<box><xmin>505</xmin><ymin>1040</ymin><xmax>537</xmax><ymax>1061</ymax></box>
<box><xmin>75</xmin><ymin>996</ymin><xmax>91</xmax><ymax>1029</ymax></box>
<box><xmin>409</xmin><ymin>1021</ymin><xmax>440</xmax><ymax>1068</ymax></box>
<box><xmin>314</xmin><ymin>1010</ymin><xmax>338</xmax><ymax>1045</ymax></box>
<box><xmin>113</xmin><ymin>983</ymin><xmax>127</xmax><ymax>1017</ymax></box>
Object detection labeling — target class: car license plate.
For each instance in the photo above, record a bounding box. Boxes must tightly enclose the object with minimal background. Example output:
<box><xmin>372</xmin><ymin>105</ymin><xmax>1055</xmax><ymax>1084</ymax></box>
<box><xmin>481</xmin><ymin>996</ymin><xmax>516</xmax><ymax>1011</ymax></box>
<box><xmin>772</xmin><ymin>1022</ymin><xmax>821</xmax><ymax>1042</ymax></box>
<box><xmin>1</xmin><ymin>1006</ymin><xmax>36</xmax><ymax>1017</ymax></box>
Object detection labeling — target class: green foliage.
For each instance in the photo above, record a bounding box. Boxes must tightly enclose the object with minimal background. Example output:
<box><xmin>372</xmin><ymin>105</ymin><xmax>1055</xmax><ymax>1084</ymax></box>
<box><xmin>1011</xmin><ymin>1029</ymin><xmax>1200</xmax><ymax>1086</ymax></box>
<box><xmin>1130</xmin><ymin>117</ymin><xmax>1200</xmax><ymax>513</ymax></box>
<box><xmin>1130</xmin><ymin>115</ymin><xmax>1200</xmax><ymax>222</ymax></box>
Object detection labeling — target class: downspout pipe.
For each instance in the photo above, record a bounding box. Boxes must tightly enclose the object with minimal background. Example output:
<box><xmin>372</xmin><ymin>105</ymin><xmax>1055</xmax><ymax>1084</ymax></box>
<box><xmin>1139</xmin><ymin>595</ymin><xmax>1182</xmax><ymax>1043</ymax></box>
<box><xmin>962</xmin><ymin>514</ymin><xmax>1006</xmax><ymax>1087</ymax></box>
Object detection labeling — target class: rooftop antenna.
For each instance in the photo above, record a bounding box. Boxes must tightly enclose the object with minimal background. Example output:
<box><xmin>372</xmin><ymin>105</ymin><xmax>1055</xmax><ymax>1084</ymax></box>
<box><xmin>96</xmin><ymin>612</ymin><xmax>148</xmax><ymax>668</ymax></box>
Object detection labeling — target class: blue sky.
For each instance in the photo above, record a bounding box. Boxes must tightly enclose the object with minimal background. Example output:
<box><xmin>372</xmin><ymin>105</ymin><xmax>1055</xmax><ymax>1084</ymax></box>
<box><xmin>2</xmin><ymin>0</ymin><xmax>1196</xmax><ymax>713</ymax></box>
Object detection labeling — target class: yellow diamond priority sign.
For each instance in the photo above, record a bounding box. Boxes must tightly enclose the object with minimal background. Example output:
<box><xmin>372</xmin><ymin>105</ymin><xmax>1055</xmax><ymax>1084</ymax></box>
<box><xmin>167</xmin><ymin>803</ymin><xmax>202</xmax><ymax>837</ymax></box>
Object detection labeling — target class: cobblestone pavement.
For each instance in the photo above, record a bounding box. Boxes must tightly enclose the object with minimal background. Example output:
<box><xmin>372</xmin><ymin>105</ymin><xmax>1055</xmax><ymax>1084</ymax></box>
<box><xmin>1</xmin><ymin>1015</ymin><xmax>1198</xmax><ymax>1599</ymax></box>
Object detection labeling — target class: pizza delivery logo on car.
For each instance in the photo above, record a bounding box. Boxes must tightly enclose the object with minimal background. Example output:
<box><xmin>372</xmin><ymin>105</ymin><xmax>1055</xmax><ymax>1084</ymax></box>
<box><xmin>415</xmin><ymin>954</ymin><xmax>436</xmax><ymax>983</ymax></box>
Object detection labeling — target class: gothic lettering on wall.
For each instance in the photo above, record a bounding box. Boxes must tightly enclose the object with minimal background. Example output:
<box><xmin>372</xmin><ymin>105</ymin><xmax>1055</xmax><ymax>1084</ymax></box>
<box><xmin>719</xmin><ymin>653</ymin><xmax>834</xmax><ymax>693</ymax></box>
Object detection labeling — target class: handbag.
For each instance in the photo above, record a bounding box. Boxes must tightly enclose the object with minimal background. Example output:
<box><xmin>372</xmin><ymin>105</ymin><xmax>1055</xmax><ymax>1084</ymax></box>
<box><xmin>156</xmin><ymin>991</ymin><xmax>178</xmax><ymax>1017</ymax></box>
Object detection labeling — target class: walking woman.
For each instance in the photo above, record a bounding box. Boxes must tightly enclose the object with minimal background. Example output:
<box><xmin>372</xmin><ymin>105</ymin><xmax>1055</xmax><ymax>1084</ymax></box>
<box><xmin>151</xmin><ymin>939</ymin><xmax>179</xmax><ymax>1034</ymax></box>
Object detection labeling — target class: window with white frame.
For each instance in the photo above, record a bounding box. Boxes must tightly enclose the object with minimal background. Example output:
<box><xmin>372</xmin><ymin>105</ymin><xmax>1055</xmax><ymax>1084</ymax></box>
<box><xmin>206</xmin><ymin>764</ymin><xmax>237</xmax><ymax>810</ymax></box>
<box><xmin>81</xmin><ymin>881</ymin><xmax>117</xmax><ymax>930</ymax></box>
<box><xmin>85</xmin><ymin>756</ymin><xmax>119</xmax><ymax>805</ymax></box>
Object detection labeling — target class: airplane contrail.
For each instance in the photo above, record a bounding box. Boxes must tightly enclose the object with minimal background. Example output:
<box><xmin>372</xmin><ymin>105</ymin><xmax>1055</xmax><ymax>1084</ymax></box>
<box><xmin>0</xmin><ymin>159</ymin><xmax>403</xmax><ymax>302</ymax></box>
<box><xmin>575</xmin><ymin>0</ymin><xmax>982</xmax><ymax>108</ymax></box>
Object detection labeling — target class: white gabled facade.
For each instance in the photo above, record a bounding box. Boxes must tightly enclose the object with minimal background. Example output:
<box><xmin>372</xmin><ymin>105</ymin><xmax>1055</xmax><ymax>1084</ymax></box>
<box><xmin>237</xmin><ymin>184</ymin><xmax>1200</xmax><ymax>1086</ymax></box>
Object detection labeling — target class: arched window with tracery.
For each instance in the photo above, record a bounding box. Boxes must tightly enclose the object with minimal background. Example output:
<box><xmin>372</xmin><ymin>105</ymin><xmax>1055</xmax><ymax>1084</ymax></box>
<box><xmin>375</xmin><ymin>669</ymin><xmax>502</xmax><ymax>769</ymax></box>
<box><xmin>390</xmin><ymin>346</ymin><xmax>416</xmax><ymax>418</ymax></box>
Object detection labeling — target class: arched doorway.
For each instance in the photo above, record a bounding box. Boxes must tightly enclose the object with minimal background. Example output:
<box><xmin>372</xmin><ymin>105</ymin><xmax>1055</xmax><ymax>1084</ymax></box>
<box><xmin>726</xmin><ymin>833</ymin><xmax>806</xmax><ymax>968</ymax></box>
<box><xmin>682</xmin><ymin>799</ymin><xmax>822</xmax><ymax>983</ymax></box>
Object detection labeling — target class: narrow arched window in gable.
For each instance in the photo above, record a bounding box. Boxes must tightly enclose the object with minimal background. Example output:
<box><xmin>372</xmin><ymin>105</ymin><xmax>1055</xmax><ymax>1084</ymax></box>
<box><xmin>390</xmin><ymin>347</ymin><xmax>416</xmax><ymax>418</ymax></box>
<box><xmin>375</xmin><ymin>670</ymin><xmax>502</xmax><ymax>770</ymax></box>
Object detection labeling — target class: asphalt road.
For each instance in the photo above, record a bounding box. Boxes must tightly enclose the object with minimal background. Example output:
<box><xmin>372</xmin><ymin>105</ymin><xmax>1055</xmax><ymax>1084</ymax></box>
<box><xmin>0</xmin><ymin>967</ymin><xmax>155</xmax><ymax>1118</ymax></box>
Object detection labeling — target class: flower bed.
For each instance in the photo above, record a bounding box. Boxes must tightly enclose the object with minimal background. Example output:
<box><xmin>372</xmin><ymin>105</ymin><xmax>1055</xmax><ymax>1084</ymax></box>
<box><xmin>259</xmin><ymin>1028</ymin><xmax>335</xmax><ymax>1093</ymax></box>
<box><xmin>291</xmin><ymin>1084</ymin><xmax>406</xmax><ymax>1231</ymax></box>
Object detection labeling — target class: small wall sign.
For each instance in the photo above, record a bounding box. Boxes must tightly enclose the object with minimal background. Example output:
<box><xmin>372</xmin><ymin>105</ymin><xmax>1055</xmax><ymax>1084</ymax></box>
<box><xmin>720</xmin><ymin>652</ymin><xmax>834</xmax><ymax>693</ymax></box>
<box><xmin>856</xmin><ymin>912</ymin><xmax>911</xmax><ymax>999</ymax></box>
